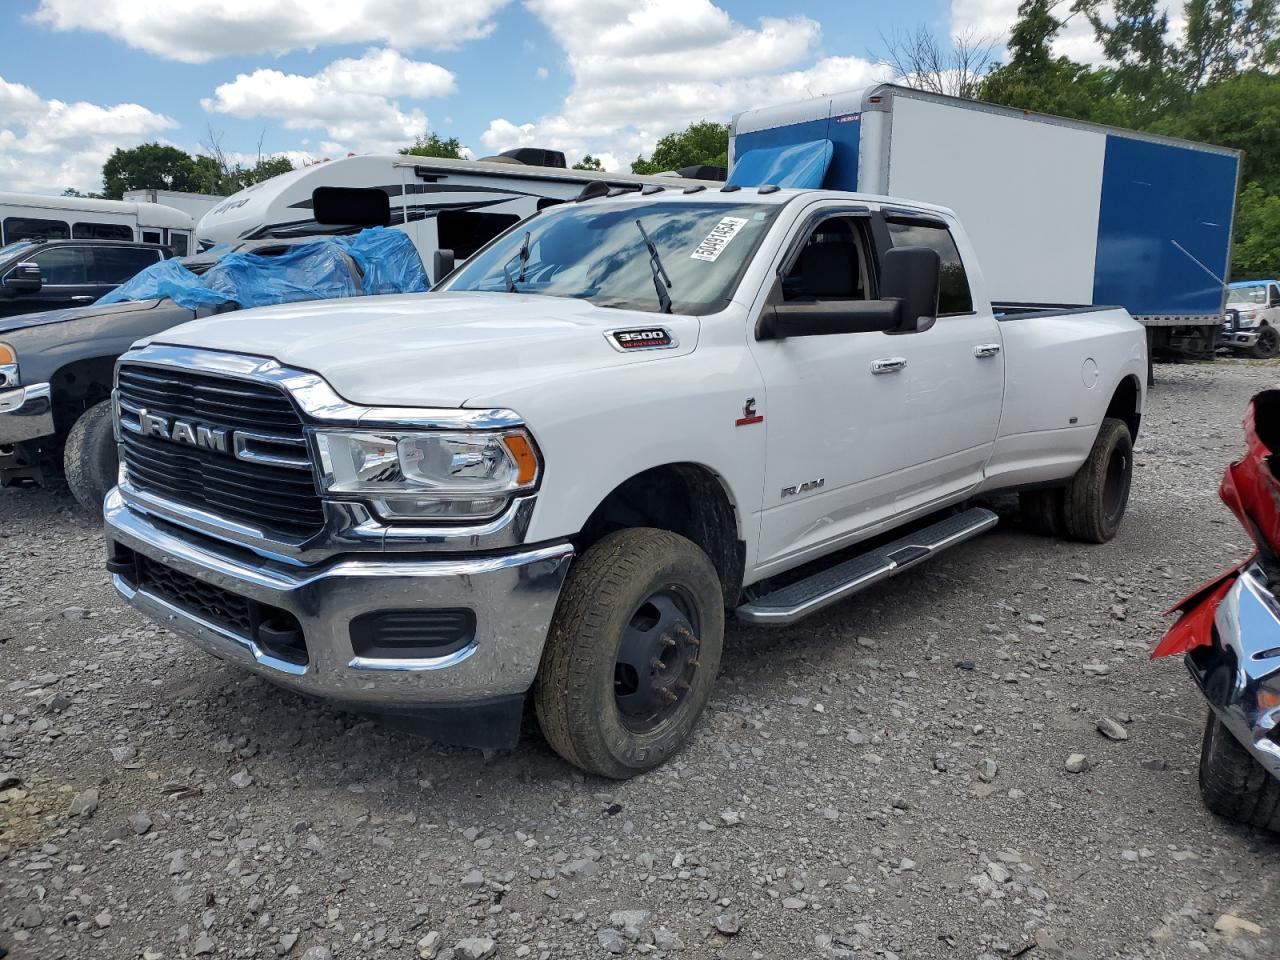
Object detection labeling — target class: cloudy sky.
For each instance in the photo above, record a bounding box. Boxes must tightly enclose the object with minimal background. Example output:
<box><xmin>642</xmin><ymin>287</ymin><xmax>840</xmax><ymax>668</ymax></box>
<box><xmin>0</xmin><ymin>0</ymin><xmax>1125</xmax><ymax>194</ymax></box>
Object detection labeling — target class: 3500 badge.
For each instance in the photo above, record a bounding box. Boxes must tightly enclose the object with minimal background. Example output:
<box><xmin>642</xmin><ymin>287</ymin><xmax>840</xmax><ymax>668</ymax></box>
<box><xmin>607</xmin><ymin>327</ymin><xmax>676</xmax><ymax>351</ymax></box>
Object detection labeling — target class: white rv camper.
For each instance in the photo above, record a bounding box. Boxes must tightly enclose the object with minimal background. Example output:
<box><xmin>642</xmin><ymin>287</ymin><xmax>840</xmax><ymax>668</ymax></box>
<box><xmin>196</xmin><ymin>153</ymin><xmax>717</xmax><ymax>283</ymax></box>
<box><xmin>0</xmin><ymin>193</ymin><xmax>195</xmax><ymax>255</ymax></box>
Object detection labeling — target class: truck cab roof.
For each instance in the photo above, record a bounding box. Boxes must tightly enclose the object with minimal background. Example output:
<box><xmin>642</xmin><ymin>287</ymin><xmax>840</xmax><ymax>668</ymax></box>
<box><xmin>575</xmin><ymin>183</ymin><xmax>960</xmax><ymax>216</ymax></box>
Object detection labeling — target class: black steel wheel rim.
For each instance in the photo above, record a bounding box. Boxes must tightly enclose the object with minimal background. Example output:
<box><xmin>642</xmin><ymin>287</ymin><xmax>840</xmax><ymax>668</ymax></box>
<box><xmin>614</xmin><ymin>587</ymin><xmax>701</xmax><ymax>733</ymax></box>
<box><xmin>1102</xmin><ymin>444</ymin><xmax>1131</xmax><ymax>524</ymax></box>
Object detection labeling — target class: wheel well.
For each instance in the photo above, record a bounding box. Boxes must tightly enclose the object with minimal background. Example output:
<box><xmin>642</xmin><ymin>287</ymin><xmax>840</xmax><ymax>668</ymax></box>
<box><xmin>577</xmin><ymin>463</ymin><xmax>746</xmax><ymax>608</ymax></box>
<box><xmin>50</xmin><ymin>356</ymin><xmax>117</xmax><ymax>435</ymax></box>
<box><xmin>1106</xmin><ymin>375</ymin><xmax>1141</xmax><ymax>440</ymax></box>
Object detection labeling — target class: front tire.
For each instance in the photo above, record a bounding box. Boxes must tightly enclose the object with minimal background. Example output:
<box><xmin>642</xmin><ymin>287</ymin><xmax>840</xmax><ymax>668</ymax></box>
<box><xmin>1198</xmin><ymin>711</ymin><xmax>1280</xmax><ymax>832</ymax></box>
<box><xmin>63</xmin><ymin>399</ymin><xmax>118</xmax><ymax>516</ymax></box>
<box><xmin>1251</xmin><ymin>324</ymin><xmax>1280</xmax><ymax>360</ymax></box>
<box><xmin>1063</xmin><ymin>417</ymin><xmax>1132</xmax><ymax>543</ymax></box>
<box><xmin>534</xmin><ymin>528</ymin><xmax>724</xmax><ymax>779</ymax></box>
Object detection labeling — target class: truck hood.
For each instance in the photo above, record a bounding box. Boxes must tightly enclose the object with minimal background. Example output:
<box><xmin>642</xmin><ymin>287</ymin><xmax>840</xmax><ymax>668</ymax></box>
<box><xmin>0</xmin><ymin>298</ymin><xmax>164</xmax><ymax>336</ymax></box>
<box><xmin>147</xmin><ymin>291</ymin><xmax>699</xmax><ymax>407</ymax></box>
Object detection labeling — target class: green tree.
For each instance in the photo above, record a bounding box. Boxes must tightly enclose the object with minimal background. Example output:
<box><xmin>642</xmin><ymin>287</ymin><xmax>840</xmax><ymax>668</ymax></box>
<box><xmin>1231</xmin><ymin>182</ymin><xmax>1280</xmax><ymax>277</ymax></box>
<box><xmin>1155</xmin><ymin>70</ymin><xmax>1280</xmax><ymax>191</ymax></box>
<box><xmin>400</xmin><ymin>132</ymin><xmax>464</xmax><ymax>158</ymax></box>
<box><xmin>243</xmin><ymin>155</ymin><xmax>295</xmax><ymax>185</ymax></box>
<box><xmin>631</xmin><ymin>121</ymin><xmax>728</xmax><ymax>174</ymax></box>
<box><xmin>572</xmin><ymin>154</ymin><xmax>604</xmax><ymax>170</ymax></box>
<box><xmin>980</xmin><ymin>1</ymin><xmax>1135</xmax><ymax>124</ymax></box>
<box><xmin>1180</xmin><ymin>0</ymin><xmax>1279</xmax><ymax>87</ymax></box>
<box><xmin>61</xmin><ymin>186</ymin><xmax>105</xmax><ymax>199</ymax></box>
<box><xmin>1073</xmin><ymin>0</ymin><xmax>1181</xmax><ymax>120</ymax></box>
<box><xmin>101</xmin><ymin>143</ymin><xmax>202</xmax><ymax>199</ymax></box>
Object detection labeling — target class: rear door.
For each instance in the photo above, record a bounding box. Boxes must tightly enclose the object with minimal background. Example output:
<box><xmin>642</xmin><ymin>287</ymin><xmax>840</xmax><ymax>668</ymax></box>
<box><xmin>89</xmin><ymin>245</ymin><xmax>165</xmax><ymax>298</ymax></box>
<box><xmin>872</xmin><ymin>210</ymin><xmax>1005</xmax><ymax>512</ymax></box>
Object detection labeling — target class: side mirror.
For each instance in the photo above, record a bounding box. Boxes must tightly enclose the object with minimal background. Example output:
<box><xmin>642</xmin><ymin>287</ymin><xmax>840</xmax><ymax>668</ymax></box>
<box><xmin>432</xmin><ymin>248</ymin><xmax>455</xmax><ymax>285</ymax></box>
<box><xmin>880</xmin><ymin>246</ymin><xmax>940</xmax><ymax>332</ymax></box>
<box><xmin>3</xmin><ymin>262</ymin><xmax>42</xmax><ymax>294</ymax></box>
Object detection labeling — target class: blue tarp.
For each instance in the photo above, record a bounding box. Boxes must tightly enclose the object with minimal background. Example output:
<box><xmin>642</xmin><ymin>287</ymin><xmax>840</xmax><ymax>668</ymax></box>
<box><xmin>726</xmin><ymin>139</ymin><xmax>833</xmax><ymax>189</ymax></box>
<box><xmin>97</xmin><ymin>227</ymin><xmax>429</xmax><ymax>310</ymax></box>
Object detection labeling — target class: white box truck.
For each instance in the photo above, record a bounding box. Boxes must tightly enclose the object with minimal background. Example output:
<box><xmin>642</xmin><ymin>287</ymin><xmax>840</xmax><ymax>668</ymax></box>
<box><xmin>730</xmin><ymin>84</ymin><xmax>1241</xmax><ymax>364</ymax></box>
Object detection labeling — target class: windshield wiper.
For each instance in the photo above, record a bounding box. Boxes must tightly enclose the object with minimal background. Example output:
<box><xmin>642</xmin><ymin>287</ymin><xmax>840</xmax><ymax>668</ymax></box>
<box><xmin>500</xmin><ymin>231</ymin><xmax>532</xmax><ymax>293</ymax></box>
<box><xmin>517</xmin><ymin>231</ymin><xmax>531</xmax><ymax>283</ymax></box>
<box><xmin>635</xmin><ymin>219</ymin><xmax>673</xmax><ymax>314</ymax></box>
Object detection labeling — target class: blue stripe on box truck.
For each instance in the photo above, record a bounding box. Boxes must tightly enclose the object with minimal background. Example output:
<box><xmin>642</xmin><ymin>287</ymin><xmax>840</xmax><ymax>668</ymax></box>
<box><xmin>1093</xmin><ymin>134</ymin><xmax>1238</xmax><ymax>317</ymax></box>
<box><xmin>733</xmin><ymin>114</ymin><xmax>860</xmax><ymax>189</ymax></box>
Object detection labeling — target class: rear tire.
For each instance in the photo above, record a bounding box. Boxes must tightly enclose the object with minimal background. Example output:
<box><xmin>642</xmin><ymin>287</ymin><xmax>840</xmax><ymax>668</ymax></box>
<box><xmin>1198</xmin><ymin>711</ymin><xmax>1280</xmax><ymax>832</ymax></box>
<box><xmin>534</xmin><ymin>528</ymin><xmax>724</xmax><ymax>779</ymax></box>
<box><xmin>1251</xmin><ymin>324</ymin><xmax>1280</xmax><ymax>360</ymax></box>
<box><xmin>1063</xmin><ymin>417</ymin><xmax>1132</xmax><ymax>544</ymax></box>
<box><xmin>63</xmin><ymin>400</ymin><xmax>118</xmax><ymax>517</ymax></box>
<box><xmin>1018</xmin><ymin>487</ymin><xmax>1065</xmax><ymax>537</ymax></box>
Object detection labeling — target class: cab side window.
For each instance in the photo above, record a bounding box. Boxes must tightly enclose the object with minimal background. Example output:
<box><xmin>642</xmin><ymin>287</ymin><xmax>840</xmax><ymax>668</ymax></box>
<box><xmin>93</xmin><ymin>247</ymin><xmax>162</xmax><ymax>284</ymax></box>
<box><xmin>886</xmin><ymin>219</ymin><xmax>973</xmax><ymax>315</ymax></box>
<box><xmin>1270</xmin><ymin>284</ymin><xmax>1280</xmax><ymax>307</ymax></box>
<box><xmin>781</xmin><ymin>217</ymin><xmax>870</xmax><ymax>302</ymax></box>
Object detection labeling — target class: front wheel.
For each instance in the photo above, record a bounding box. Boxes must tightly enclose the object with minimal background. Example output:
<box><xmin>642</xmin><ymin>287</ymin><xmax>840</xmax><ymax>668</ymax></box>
<box><xmin>534</xmin><ymin>528</ymin><xmax>724</xmax><ymax>779</ymax></box>
<box><xmin>1063</xmin><ymin>417</ymin><xmax>1133</xmax><ymax>543</ymax></box>
<box><xmin>1251</xmin><ymin>324</ymin><xmax>1280</xmax><ymax>360</ymax></box>
<box><xmin>1198</xmin><ymin>711</ymin><xmax>1280</xmax><ymax>832</ymax></box>
<box><xmin>63</xmin><ymin>399</ymin><xmax>119</xmax><ymax>516</ymax></box>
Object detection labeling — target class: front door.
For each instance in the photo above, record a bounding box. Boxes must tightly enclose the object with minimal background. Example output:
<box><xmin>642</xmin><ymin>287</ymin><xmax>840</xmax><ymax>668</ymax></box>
<box><xmin>748</xmin><ymin>205</ymin><xmax>919</xmax><ymax>573</ymax></box>
<box><xmin>0</xmin><ymin>244</ymin><xmax>97</xmax><ymax>318</ymax></box>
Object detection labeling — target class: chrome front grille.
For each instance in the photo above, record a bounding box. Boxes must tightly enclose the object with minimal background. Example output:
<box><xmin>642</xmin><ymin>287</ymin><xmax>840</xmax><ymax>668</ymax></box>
<box><xmin>116</xmin><ymin>364</ymin><xmax>325</xmax><ymax>541</ymax></box>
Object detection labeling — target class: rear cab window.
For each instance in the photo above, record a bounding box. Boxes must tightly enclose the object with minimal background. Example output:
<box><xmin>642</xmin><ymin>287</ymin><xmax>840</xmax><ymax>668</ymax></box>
<box><xmin>92</xmin><ymin>246</ymin><xmax>164</xmax><ymax>284</ymax></box>
<box><xmin>884</xmin><ymin>215</ymin><xmax>974</xmax><ymax>315</ymax></box>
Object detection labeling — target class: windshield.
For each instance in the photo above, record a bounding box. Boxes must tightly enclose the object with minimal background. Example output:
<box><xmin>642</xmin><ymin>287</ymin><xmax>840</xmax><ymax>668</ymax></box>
<box><xmin>443</xmin><ymin>199</ymin><xmax>781</xmax><ymax>314</ymax></box>
<box><xmin>1229</xmin><ymin>285</ymin><xmax>1268</xmax><ymax>304</ymax></box>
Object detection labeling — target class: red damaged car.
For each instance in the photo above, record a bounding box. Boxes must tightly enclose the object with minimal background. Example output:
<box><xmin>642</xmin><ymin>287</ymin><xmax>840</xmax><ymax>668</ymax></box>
<box><xmin>1155</xmin><ymin>390</ymin><xmax>1280</xmax><ymax>830</ymax></box>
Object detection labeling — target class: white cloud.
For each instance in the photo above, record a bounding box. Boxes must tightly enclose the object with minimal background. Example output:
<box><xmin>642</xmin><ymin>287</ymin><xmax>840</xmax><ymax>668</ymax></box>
<box><xmin>0</xmin><ymin>75</ymin><xmax>178</xmax><ymax>193</ymax></box>
<box><xmin>481</xmin><ymin>1</ymin><xmax>891</xmax><ymax>170</ymax></box>
<box><xmin>30</xmin><ymin>0</ymin><xmax>511</xmax><ymax>64</ymax></box>
<box><xmin>202</xmin><ymin>49</ymin><xmax>455</xmax><ymax>154</ymax></box>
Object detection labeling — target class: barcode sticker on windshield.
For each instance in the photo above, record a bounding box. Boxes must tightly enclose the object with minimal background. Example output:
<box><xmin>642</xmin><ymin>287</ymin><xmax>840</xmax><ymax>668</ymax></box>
<box><xmin>690</xmin><ymin>217</ymin><xmax>748</xmax><ymax>262</ymax></box>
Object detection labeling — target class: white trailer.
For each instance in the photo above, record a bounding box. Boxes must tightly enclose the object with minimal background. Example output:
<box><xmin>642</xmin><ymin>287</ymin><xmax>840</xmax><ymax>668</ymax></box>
<box><xmin>0</xmin><ymin>192</ymin><xmax>195</xmax><ymax>256</ymax></box>
<box><xmin>730</xmin><ymin>84</ymin><xmax>1242</xmax><ymax>360</ymax></box>
<box><xmin>196</xmin><ymin>154</ymin><xmax>716</xmax><ymax>283</ymax></box>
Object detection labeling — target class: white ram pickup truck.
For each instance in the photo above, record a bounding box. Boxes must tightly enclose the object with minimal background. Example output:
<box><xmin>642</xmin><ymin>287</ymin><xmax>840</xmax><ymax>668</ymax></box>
<box><xmin>104</xmin><ymin>186</ymin><xmax>1148</xmax><ymax>778</ymax></box>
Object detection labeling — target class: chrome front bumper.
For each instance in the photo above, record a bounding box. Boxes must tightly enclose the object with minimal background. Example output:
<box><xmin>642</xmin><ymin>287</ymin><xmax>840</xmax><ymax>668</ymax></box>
<box><xmin>1188</xmin><ymin>564</ymin><xmax>1280</xmax><ymax>778</ymax></box>
<box><xmin>104</xmin><ymin>488</ymin><xmax>574</xmax><ymax>708</ymax></box>
<box><xmin>1222</xmin><ymin>328</ymin><xmax>1261</xmax><ymax>347</ymax></box>
<box><xmin>0</xmin><ymin>382</ymin><xmax>54</xmax><ymax>443</ymax></box>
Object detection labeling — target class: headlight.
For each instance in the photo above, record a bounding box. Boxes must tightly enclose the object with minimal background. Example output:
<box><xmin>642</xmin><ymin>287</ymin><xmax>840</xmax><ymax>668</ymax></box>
<box><xmin>0</xmin><ymin>342</ymin><xmax>17</xmax><ymax>389</ymax></box>
<box><xmin>314</xmin><ymin>428</ymin><xmax>541</xmax><ymax>521</ymax></box>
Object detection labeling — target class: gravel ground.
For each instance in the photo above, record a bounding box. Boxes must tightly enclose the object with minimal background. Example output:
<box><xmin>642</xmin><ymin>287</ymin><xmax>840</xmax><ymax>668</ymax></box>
<box><xmin>3</xmin><ymin>360</ymin><xmax>1280</xmax><ymax>960</ymax></box>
